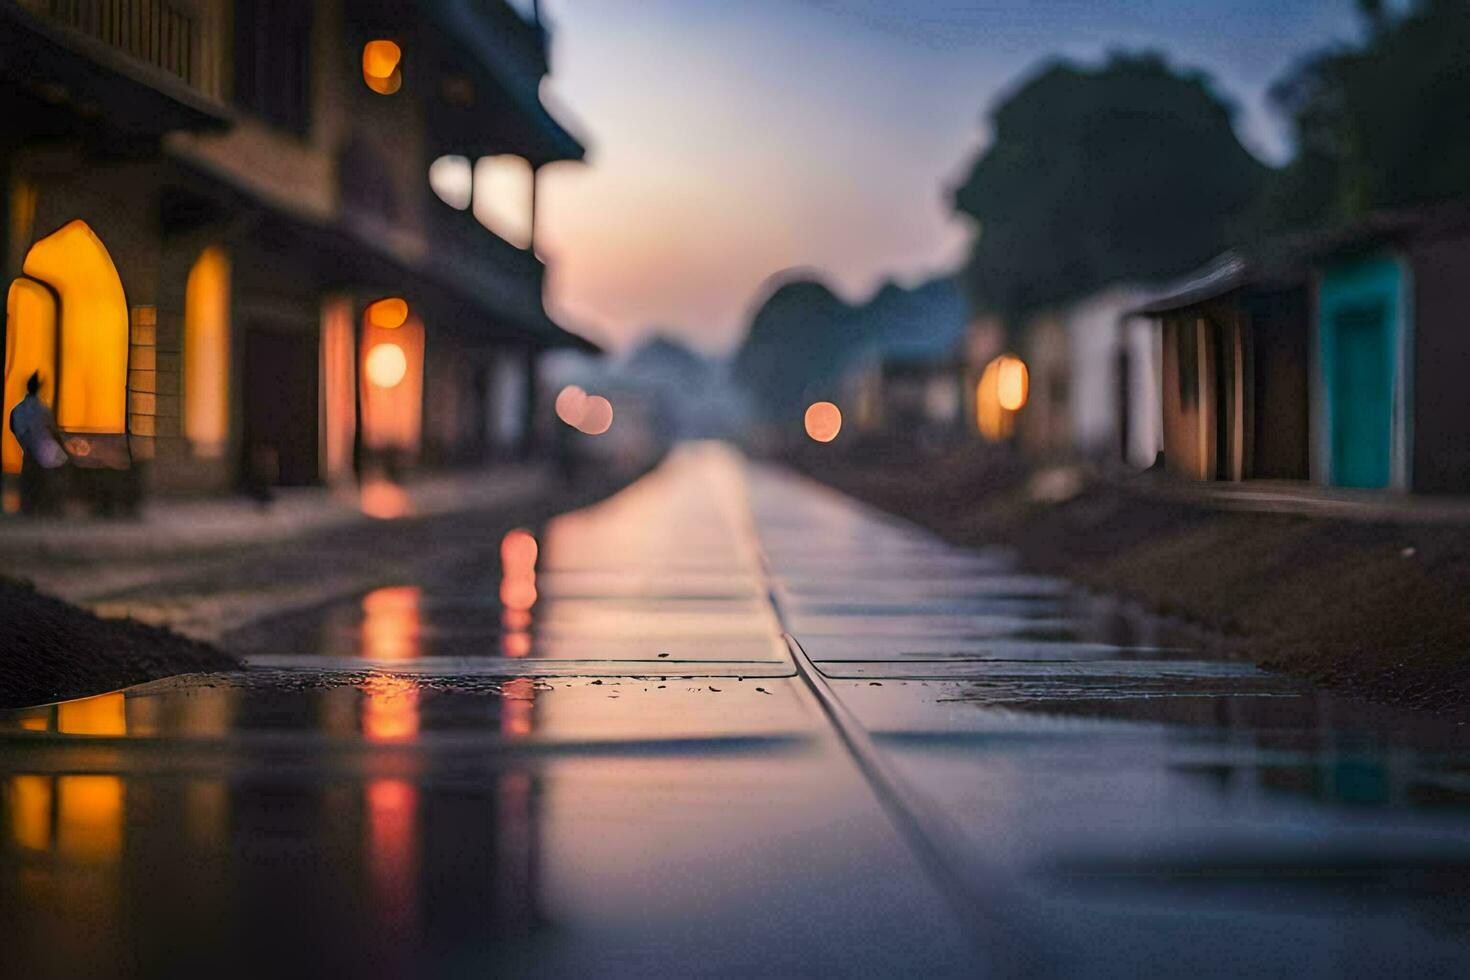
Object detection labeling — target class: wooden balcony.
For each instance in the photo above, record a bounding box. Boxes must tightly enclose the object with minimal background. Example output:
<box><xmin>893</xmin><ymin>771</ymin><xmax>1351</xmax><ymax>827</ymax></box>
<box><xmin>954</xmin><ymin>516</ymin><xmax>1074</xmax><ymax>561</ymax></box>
<box><xmin>17</xmin><ymin>0</ymin><xmax>223</xmax><ymax>99</ymax></box>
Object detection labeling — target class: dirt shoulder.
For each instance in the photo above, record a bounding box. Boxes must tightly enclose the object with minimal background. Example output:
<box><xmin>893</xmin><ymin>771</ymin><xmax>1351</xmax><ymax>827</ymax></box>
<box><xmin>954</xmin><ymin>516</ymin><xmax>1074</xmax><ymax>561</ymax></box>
<box><xmin>0</xmin><ymin>576</ymin><xmax>237</xmax><ymax>709</ymax></box>
<box><xmin>786</xmin><ymin>442</ymin><xmax>1470</xmax><ymax>717</ymax></box>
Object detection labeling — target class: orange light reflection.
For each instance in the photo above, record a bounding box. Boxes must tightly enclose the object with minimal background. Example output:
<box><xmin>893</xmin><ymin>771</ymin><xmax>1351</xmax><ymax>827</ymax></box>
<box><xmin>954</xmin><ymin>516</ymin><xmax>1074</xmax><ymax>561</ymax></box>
<box><xmin>501</xmin><ymin>678</ymin><xmax>535</xmax><ymax>738</ymax></box>
<box><xmin>361</xmin><ymin>478</ymin><xmax>411</xmax><ymax>519</ymax></box>
<box><xmin>361</xmin><ymin>586</ymin><xmax>422</xmax><ymax>660</ymax></box>
<box><xmin>361</xmin><ymin>674</ymin><xmax>421</xmax><ymax>743</ymax></box>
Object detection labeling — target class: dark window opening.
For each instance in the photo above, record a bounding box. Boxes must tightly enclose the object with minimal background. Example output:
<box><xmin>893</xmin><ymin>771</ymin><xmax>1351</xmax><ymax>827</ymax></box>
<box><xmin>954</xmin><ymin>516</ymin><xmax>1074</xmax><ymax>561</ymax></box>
<box><xmin>233</xmin><ymin>0</ymin><xmax>314</xmax><ymax>134</ymax></box>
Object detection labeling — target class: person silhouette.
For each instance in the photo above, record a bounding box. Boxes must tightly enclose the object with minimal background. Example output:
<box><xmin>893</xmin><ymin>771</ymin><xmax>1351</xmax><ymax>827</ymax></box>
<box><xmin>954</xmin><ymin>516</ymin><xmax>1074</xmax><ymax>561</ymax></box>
<box><xmin>9</xmin><ymin>371</ymin><xmax>68</xmax><ymax>514</ymax></box>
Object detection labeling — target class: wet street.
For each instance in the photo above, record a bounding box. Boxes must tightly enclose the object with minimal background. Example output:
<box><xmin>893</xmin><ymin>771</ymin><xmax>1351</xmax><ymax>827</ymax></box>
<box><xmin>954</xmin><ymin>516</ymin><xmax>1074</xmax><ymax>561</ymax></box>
<box><xmin>5</xmin><ymin>443</ymin><xmax>1470</xmax><ymax>977</ymax></box>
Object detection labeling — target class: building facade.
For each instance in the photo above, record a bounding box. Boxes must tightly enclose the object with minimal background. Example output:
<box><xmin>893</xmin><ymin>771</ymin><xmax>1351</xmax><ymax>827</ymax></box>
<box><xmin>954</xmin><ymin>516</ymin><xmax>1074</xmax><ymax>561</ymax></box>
<box><xmin>2</xmin><ymin>0</ymin><xmax>590</xmax><ymax>511</ymax></box>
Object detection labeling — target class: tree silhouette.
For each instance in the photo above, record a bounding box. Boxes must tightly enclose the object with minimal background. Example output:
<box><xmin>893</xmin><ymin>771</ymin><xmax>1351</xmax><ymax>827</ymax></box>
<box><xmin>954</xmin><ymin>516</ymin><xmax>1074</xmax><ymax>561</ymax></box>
<box><xmin>732</xmin><ymin>275</ymin><xmax>857</xmax><ymax>421</ymax></box>
<box><xmin>953</xmin><ymin>52</ymin><xmax>1265</xmax><ymax>320</ymax></box>
<box><xmin>1267</xmin><ymin>0</ymin><xmax>1470</xmax><ymax>229</ymax></box>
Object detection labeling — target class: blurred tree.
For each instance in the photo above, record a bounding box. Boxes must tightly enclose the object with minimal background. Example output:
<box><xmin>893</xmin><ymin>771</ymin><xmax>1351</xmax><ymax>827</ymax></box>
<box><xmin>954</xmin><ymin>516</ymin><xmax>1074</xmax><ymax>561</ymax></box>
<box><xmin>732</xmin><ymin>275</ymin><xmax>858</xmax><ymax>421</ymax></box>
<box><xmin>1266</xmin><ymin>0</ymin><xmax>1470</xmax><ymax>228</ymax></box>
<box><xmin>952</xmin><ymin>52</ymin><xmax>1265</xmax><ymax>319</ymax></box>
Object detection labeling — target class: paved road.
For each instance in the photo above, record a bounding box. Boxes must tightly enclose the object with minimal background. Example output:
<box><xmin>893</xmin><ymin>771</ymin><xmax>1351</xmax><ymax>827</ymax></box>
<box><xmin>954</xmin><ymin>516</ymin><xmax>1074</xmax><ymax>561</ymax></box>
<box><xmin>4</xmin><ymin>444</ymin><xmax>1470</xmax><ymax>977</ymax></box>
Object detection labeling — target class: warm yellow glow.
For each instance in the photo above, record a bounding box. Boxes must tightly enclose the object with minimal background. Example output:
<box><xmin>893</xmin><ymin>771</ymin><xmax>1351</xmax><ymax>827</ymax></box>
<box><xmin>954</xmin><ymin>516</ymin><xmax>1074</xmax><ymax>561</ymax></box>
<box><xmin>366</xmin><ymin>343</ymin><xmax>408</xmax><ymax>389</ymax></box>
<box><xmin>554</xmin><ymin>385</ymin><xmax>587</xmax><ymax>427</ymax></box>
<box><xmin>365</xmin><ymin>778</ymin><xmax>418</xmax><ymax>929</ymax></box>
<box><xmin>360</xmin><ymin>314</ymin><xmax>424</xmax><ymax>454</ymax></box>
<box><xmin>994</xmin><ymin>354</ymin><xmax>1029</xmax><ymax>412</ymax></box>
<box><xmin>320</xmin><ymin>296</ymin><xmax>357</xmax><ymax>485</ymax></box>
<box><xmin>9</xmin><ymin>775</ymin><xmax>52</xmax><ymax>851</ymax></box>
<box><xmin>474</xmin><ymin>155</ymin><xmax>534</xmax><ymax>249</ymax></box>
<box><xmin>367</xmin><ymin>297</ymin><xmax>409</xmax><ymax>330</ymax></box>
<box><xmin>501</xmin><ymin>632</ymin><xmax>532</xmax><ymax>658</ymax></box>
<box><xmin>184</xmin><ymin>246</ymin><xmax>230</xmax><ymax>457</ymax></box>
<box><xmin>362</xmin><ymin>586</ymin><xmax>422</xmax><ymax>660</ymax></box>
<box><xmin>363</xmin><ymin>40</ymin><xmax>401</xmax><ymax>78</ymax></box>
<box><xmin>501</xmin><ymin>528</ymin><xmax>539</xmax><ymax>570</ymax></box>
<box><xmin>500</xmin><ymin>528</ymin><xmax>539</xmax><ymax>616</ymax></box>
<box><xmin>976</xmin><ymin>359</ymin><xmax>1018</xmax><ymax>442</ymax></box>
<box><xmin>577</xmin><ymin>395</ymin><xmax>614</xmax><ymax>436</ymax></box>
<box><xmin>360</xmin><ymin>477</ymin><xmax>411</xmax><ymax>520</ymax></box>
<box><xmin>500</xmin><ymin>577</ymin><xmax>538</xmax><ymax>610</ymax></box>
<box><xmin>57</xmin><ymin>691</ymin><xmax>127</xmax><ymax>736</ymax></box>
<box><xmin>363</xmin><ymin>40</ymin><xmax>402</xmax><ymax>94</ymax></box>
<box><xmin>362</xmin><ymin>673</ymin><xmax>420</xmax><ymax>742</ymax></box>
<box><xmin>22</xmin><ymin>220</ymin><xmax>129</xmax><ymax>433</ymax></box>
<box><xmin>57</xmin><ymin>775</ymin><xmax>123</xmax><ymax>861</ymax></box>
<box><xmin>3</xmin><ymin>277</ymin><xmax>57</xmax><ymax>474</ymax></box>
<box><xmin>365</xmin><ymin>69</ymin><xmax>402</xmax><ymax>95</ymax></box>
<box><xmin>804</xmin><ymin>401</ymin><xmax>842</xmax><ymax>443</ymax></box>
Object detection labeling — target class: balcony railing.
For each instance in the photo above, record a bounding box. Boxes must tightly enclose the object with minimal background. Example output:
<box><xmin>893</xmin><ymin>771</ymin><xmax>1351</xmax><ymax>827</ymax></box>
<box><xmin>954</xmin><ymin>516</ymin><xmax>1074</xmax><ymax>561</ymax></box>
<box><xmin>19</xmin><ymin>0</ymin><xmax>220</xmax><ymax>98</ymax></box>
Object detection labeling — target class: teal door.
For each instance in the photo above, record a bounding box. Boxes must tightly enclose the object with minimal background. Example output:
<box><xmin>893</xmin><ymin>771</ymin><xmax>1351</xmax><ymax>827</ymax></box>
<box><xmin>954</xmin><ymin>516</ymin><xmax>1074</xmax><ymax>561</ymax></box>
<box><xmin>1331</xmin><ymin>305</ymin><xmax>1392</xmax><ymax>487</ymax></box>
<box><xmin>1318</xmin><ymin>255</ymin><xmax>1405</xmax><ymax>489</ymax></box>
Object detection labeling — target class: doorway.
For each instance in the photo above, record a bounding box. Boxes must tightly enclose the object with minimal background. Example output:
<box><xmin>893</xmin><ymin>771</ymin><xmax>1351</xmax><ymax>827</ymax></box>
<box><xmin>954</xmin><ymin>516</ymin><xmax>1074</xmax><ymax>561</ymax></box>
<box><xmin>242</xmin><ymin>326</ymin><xmax>319</xmax><ymax>486</ymax></box>
<box><xmin>1330</xmin><ymin>303</ymin><xmax>1393</xmax><ymax>488</ymax></box>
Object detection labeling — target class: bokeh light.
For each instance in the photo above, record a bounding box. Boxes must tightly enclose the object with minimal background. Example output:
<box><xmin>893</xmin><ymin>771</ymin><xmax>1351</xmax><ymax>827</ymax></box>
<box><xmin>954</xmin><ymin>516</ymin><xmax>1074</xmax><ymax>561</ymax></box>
<box><xmin>367</xmin><ymin>297</ymin><xmax>409</xmax><ymax>329</ymax></box>
<box><xmin>501</xmin><ymin>528</ymin><xmax>539</xmax><ymax>569</ymax></box>
<box><xmin>429</xmin><ymin>155</ymin><xmax>472</xmax><ymax>210</ymax></box>
<box><xmin>362</xmin><ymin>40</ymin><xmax>402</xmax><ymax>94</ymax></box>
<box><xmin>995</xmin><ymin>354</ymin><xmax>1029</xmax><ymax>411</ymax></box>
<box><xmin>804</xmin><ymin>401</ymin><xmax>842</xmax><ymax>442</ymax></box>
<box><xmin>473</xmin><ymin>154</ymin><xmax>534</xmax><ymax>249</ymax></box>
<box><xmin>555</xmin><ymin>384</ymin><xmax>588</xmax><ymax>426</ymax></box>
<box><xmin>499</xmin><ymin>528</ymin><xmax>539</xmax><ymax>625</ymax></box>
<box><xmin>365</xmin><ymin>343</ymin><xmax>408</xmax><ymax>388</ymax></box>
<box><xmin>577</xmin><ymin>395</ymin><xmax>614</xmax><ymax>435</ymax></box>
<box><xmin>976</xmin><ymin>355</ymin><xmax>1026</xmax><ymax>442</ymax></box>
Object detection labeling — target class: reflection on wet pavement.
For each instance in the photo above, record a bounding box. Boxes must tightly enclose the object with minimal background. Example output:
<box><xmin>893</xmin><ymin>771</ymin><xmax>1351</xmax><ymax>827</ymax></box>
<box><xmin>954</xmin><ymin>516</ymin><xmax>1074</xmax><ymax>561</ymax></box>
<box><xmin>4</xmin><ymin>443</ymin><xmax>1470</xmax><ymax>976</ymax></box>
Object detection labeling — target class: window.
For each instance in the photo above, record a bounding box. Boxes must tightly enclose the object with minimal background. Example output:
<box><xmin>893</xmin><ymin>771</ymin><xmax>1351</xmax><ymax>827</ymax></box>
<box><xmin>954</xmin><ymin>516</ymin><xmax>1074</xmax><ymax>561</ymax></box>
<box><xmin>4</xmin><ymin>220</ymin><xmax>130</xmax><ymax>471</ymax></box>
<box><xmin>184</xmin><ymin>247</ymin><xmax>231</xmax><ymax>458</ymax></box>
<box><xmin>474</xmin><ymin>155</ymin><xmax>534</xmax><ymax>249</ymax></box>
<box><xmin>2</xmin><ymin>279</ymin><xmax>58</xmax><ymax>474</ymax></box>
<box><xmin>233</xmin><ymin>0</ymin><xmax>314</xmax><ymax>134</ymax></box>
<box><xmin>21</xmin><ymin>221</ymin><xmax>129</xmax><ymax>434</ymax></box>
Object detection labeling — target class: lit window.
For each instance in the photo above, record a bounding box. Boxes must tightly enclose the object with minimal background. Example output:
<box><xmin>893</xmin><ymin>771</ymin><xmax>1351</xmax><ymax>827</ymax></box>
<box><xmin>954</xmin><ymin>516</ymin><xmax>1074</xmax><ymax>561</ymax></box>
<box><xmin>474</xmin><ymin>155</ymin><xmax>534</xmax><ymax>249</ymax></box>
<box><xmin>995</xmin><ymin>355</ymin><xmax>1029</xmax><ymax>411</ymax></box>
<box><xmin>2</xmin><ymin>278</ymin><xmax>57</xmax><ymax>474</ymax></box>
<box><xmin>976</xmin><ymin>354</ymin><xmax>1027</xmax><ymax>442</ymax></box>
<box><xmin>184</xmin><ymin>247</ymin><xmax>231</xmax><ymax>458</ymax></box>
<box><xmin>429</xmin><ymin>155</ymin><xmax>472</xmax><ymax>210</ymax></box>
<box><xmin>362</xmin><ymin>40</ymin><xmax>402</xmax><ymax>95</ymax></box>
<box><xmin>20</xmin><ymin>220</ymin><xmax>128</xmax><ymax>434</ymax></box>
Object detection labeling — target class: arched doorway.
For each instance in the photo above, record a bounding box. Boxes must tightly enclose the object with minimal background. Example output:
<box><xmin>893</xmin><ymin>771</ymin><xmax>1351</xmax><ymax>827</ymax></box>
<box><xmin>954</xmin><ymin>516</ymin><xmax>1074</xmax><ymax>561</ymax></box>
<box><xmin>3</xmin><ymin>220</ymin><xmax>130</xmax><ymax>474</ymax></box>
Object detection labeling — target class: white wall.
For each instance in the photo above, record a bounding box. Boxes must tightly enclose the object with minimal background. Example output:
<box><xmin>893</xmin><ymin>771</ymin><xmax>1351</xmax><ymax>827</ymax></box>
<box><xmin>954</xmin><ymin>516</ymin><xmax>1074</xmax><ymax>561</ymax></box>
<box><xmin>1063</xmin><ymin>284</ymin><xmax>1164</xmax><ymax>464</ymax></box>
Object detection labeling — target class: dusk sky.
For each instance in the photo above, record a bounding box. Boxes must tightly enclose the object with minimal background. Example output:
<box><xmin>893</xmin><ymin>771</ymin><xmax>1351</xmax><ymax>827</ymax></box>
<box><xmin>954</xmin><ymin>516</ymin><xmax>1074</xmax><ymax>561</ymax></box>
<box><xmin>532</xmin><ymin>0</ymin><xmax>1366</xmax><ymax>355</ymax></box>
